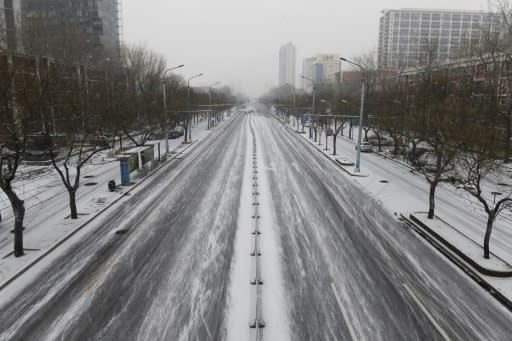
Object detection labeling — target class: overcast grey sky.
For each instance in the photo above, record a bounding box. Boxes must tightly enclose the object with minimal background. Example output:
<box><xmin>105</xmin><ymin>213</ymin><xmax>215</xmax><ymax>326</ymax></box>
<box><xmin>123</xmin><ymin>0</ymin><xmax>489</xmax><ymax>97</ymax></box>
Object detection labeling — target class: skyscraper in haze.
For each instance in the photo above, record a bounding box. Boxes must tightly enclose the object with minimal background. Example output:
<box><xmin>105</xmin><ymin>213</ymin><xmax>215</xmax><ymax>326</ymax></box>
<box><xmin>302</xmin><ymin>54</ymin><xmax>340</xmax><ymax>92</ymax></box>
<box><xmin>279</xmin><ymin>42</ymin><xmax>296</xmax><ymax>87</ymax></box>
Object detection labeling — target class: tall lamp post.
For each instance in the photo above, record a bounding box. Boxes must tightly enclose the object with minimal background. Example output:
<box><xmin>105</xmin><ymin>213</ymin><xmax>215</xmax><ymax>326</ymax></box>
<box><xmin>186</xmin><ymin>73</ymin><xmax>204</xmax><ymax>141</ymax></box>
<box><xmin>162</xmin><ymin>64</ymin><xmax>184</xmax><ymax>115</ymax></box>
<box><xmin>340</xmin><ymin>57</ymin><xmax>365</xmax><ymax>172</ymax></box>
<box><xmin>301</xmin><ymin>75</ymin><xmax>315</xmax><ymax>139</ymax></box>
<box><xmin>320</xmin><ymin>99</ymin><xmax>332</xmax><ymax>149</ymax></box>
<box><xmin>208</xmin><ymin>81</ymin><xmax>221</xmax><ymax>129</ymax></box>
<box><xmin>161</xmin><ymin>64</ymin><xmax>184</xmax><ymax>153</ymax></box>
<box><xmin>285</xmin><ymin>83</ymin><xmax>296</xmax><ymax>125</ymax></box>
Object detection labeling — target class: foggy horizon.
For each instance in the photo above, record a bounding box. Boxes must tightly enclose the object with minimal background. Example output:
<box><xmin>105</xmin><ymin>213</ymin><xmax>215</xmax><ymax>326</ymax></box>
<box><xmin>123</xmin><ymin>0</ymin><xmax>489</xmax><ymax>97</ymax></box>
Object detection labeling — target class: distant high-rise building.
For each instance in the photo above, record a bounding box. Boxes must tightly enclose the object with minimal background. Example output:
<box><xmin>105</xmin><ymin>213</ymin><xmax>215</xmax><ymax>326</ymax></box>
<box><xmin>1</xmin><ymin>0</ymin><xmax>122</xmax><ymax>61</ymax></box>
<box><xmin>378</xmin><ymin>8</ymin><xmax>492</xmax><ymax>69</ymax></box>
<box><xmin>279</xmin><ymin>42</ymin><xmax>296</xmax><ymax>87</ymax></box>
<box><xmin>0</xmin><ymin>0</ymin><xmax>21</xmax><ymax>51</ymax></box>
<box><xmin>302</xmin><ymin>57</ymin><xmax>315</xmax><ymax>92</ymax></box>
<box><xmin>302</xmin><ymin>54</ymin><xmax>340</xmax><ymax>92</ymax></box>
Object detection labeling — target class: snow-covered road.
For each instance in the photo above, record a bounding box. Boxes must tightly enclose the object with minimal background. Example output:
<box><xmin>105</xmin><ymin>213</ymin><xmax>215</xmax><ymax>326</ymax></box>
<box><xmin>0</xmin><ymin>111</ymin><xmax>511</xmax><ymax>340</ymax></box>
<box><xmin>0</xmin><ymin>114</ymin><xmax>247</xmax><ymax>340</ymax></box>
<box><xmin>253</xmin><ymin>112</ymin><xmax>512</xmax><ymax>340</ymax></box>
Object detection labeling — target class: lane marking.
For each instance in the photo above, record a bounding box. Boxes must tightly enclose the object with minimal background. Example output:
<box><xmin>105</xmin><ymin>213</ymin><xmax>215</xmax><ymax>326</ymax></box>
<box><xmin>402</xmin><ymin>284</ymin><xmax>452</xmax><ymax>341</ymax></box>
<box><xmin>330</xmin><ymin>282</ymin><xmax>357</xmax><ymax>341</ymax></box>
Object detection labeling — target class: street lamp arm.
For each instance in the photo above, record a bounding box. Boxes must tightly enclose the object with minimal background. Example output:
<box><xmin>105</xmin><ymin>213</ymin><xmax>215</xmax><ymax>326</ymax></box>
<box><xmin>300</xmin><ymin>74</ymin><xmax>314</xmax><ymax>83</ymax></box>
<box><xmin>187</xmin><ymin>73</ymin><xmax>204</xmax><ymax>87</ymax></box>
<box><xmin>163</xmin><ymin>64</ymin><xmax>185</xmax><ymax>80</ymax></box>
<box><xmin>340</xmin><ymin>57</ymin><xmax>364</xmax><ymax>71</ymax></box>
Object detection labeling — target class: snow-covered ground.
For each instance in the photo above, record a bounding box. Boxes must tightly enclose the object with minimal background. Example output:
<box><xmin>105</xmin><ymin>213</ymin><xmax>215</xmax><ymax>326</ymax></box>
<box><xmin>0</xmin><ymin>117</ymin><xmax>217</xmax><ymax>285</ymax></box>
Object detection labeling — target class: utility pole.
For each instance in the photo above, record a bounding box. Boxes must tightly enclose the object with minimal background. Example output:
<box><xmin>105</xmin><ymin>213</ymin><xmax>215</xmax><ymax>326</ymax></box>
<box><xmin>340</xmin><ymin>57</ymin><xmax>365</xmax><ymax>172</ymax></box>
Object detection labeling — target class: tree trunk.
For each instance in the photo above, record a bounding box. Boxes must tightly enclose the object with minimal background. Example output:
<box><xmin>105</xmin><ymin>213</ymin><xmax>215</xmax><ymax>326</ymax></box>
<box><xmin>68</xmin><ymin>189</ymin><xmax>78</xmax><ymax>219</ymax></box>
<box><xmin>505</xmin><ymin>113</ymin><xmax>511</xmax><ymax>163</ymax></box>
<box><xmin>333</xmin><ymin>135</ymin><xmax>337</xmax><ymax>155</ymax></box>
<box><xmin>375</xmin><ymin>132</ymin><xmax>382</xmax><ymax>152</ymax></box>
<box><xmin>428</xmin><ymin>181</ymin><xmax>437</xmax><ymax>219</ymax></box>
<box><xmin>363</xmin><ymin>128</ymin><xmax>370</xmax><ymax>142</ymax></box>
<box><xmin>3</xmin><ymin>185</ymin><xmax>25</xmax><ymax>257</ymax></box>
<box><xmin>484</xmin><ymin>214</ymin><xmax>495</xmax><ymax>259</ymax></box>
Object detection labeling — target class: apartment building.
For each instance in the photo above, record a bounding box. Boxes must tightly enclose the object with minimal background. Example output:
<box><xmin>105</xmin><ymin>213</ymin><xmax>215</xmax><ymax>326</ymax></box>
<box><xmin>378</xmin><ymin>8</ymin><xmax>492</xmax><ymax>69</ymax></box>
<box><xmin>302</xmin><ymin>54</ymin><xmax>340</xmax><ymax>92</ymax></box>
<box><xmin>1</xmin><ymin>0</ymin><xmax>121</xmax><ymax>61</ymax></box>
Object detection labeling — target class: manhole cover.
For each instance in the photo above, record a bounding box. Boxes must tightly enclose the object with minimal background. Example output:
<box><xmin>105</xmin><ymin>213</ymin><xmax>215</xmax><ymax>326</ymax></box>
<box><xmin>498</xmin><ymin>183</ymin><xmax>511</xmax><ymax>187</ymax></box>
<box><xmin>115</xmin><ymin>229</ymin><xmax>129</xmax><ymax>235</ymax></box>
<box><xmin>84</xmin><ymin>175</ymin><xmax>95</xmax><ymax>179</ymax></box>
<box><xmin>380</xmin><ymin>180</ymin><xmax>389</xmax><ymax>183</ymax></box>
<box><xmin>84</xmin><ymin>182</ymin><xmax>97</xmax><ymax>186</ymax></box>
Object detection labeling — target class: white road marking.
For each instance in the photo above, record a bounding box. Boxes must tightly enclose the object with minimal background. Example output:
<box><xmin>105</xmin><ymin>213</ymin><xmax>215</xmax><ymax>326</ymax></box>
<box><xmin>330</xmin><ymin>282</ymin><xmax>358</xmax><ymax>341</ymax></box>
<box><xmin>402</xmin><ymin>284</ymin><xmax>452</xmax><ymax>341</ymax></box>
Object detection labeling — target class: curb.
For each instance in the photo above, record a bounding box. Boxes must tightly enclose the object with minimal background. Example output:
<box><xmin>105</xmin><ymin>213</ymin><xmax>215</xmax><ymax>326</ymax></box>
<box><xmin>0</xmin><ymin>139</ymin><xmax>199</xmax><ymax>292</ymax></box>
<box><xmin>401</xmin><ymin>214</ymin><xmax>512</xmax><ymax>312</ymax></box>
<box><xmin>409</xmin><ymin>214</ymin><xmax>512</xmax><ymax>277</ymax></box>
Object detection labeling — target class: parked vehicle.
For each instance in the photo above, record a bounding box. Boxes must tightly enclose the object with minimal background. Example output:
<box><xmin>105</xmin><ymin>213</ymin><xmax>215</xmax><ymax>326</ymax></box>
<box><xmin>368</xmin><ymin>136</ymin><xmax>393</xmax><ymax>146</ymax></box>
<box><xmin>169</xmin><ymin>130</ymin><xmax>183</xmax><ymax>139</ymax></box>
<box><xmin>325</xmin><ymin>128</ymin><xmax>333</xmax><ymax>136</ymax></box>
<box><xmin>360</xmin><ymin>141</ymin><xmax>373</xmax><ymax>152</ymax></box>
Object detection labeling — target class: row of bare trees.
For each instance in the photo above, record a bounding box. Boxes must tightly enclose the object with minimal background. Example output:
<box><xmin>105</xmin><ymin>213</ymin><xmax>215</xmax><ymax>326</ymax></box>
<box><xmin>0</xmin><ymin>44</ymin><xmax>239</xmax><ymax>257</ymax></box>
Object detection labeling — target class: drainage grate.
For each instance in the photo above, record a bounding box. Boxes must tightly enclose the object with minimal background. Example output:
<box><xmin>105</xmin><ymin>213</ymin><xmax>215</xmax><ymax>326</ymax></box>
<box><xmin>380</xmin><ymin>180</ymin><xmax>389</xmax><ymax>183</ymax></box>
<box><xmin>84</xmin><ymin>182</ymin><xmax>98</xmax><ymax>186</ymax></box>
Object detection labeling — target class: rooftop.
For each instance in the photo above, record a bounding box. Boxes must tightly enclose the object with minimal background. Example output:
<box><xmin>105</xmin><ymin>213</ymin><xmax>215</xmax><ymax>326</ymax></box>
<box><xmin>381</xmin><ymin>8</ymin><xmax>488</xmax><ymax>14</ymax></box>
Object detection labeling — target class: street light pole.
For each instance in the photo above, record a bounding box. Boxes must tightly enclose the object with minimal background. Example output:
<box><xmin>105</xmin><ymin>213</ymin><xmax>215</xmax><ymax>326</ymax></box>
<box><xmin>162</xmin><ymin>64</ymin><xmax>184</xmax><ymax>115</ymax></box>
<box><xmin>162</xmin><ymin>65</ymin><xmax>184</xmax><ymax>153</ymax></box>
<box><xmin>301</xmin><ymin>75</ymin><xmax>315</xmax><ymax>139</ymax></box>
<box><xmin>186</xmin><ymin>73</ymin><xmax>204</xmax><ymax>142</ymax></box>
<box><xmin>340</xmin><ymin>57</ymin><xmax>365</xmax><ymax>172</ymax></box>
<box><xmin>208</xmin><ymin>81</ymin><xmax>221</xmax><ymax>129</ymax></box>
<box><xmin>320</xmin><ymin>100</ymin><xmax>333</xmax><ymax>150</ymax></box>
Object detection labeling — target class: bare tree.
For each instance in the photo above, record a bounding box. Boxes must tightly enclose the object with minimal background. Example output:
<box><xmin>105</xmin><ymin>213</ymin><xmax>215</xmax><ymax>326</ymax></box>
<box><xmin>455</xmin><ymin>141</ymin><xmax>512</xmax><ymax>258</ymax></box>
<box><xmin>410</xmin><ymin>40</ymin><xmax>469</xmax><ymax>219</ymax></box>
<box><xmin>0</xmin><ymin>54</ymin><xmax>39</xmax><ymax>257</ymax></box>
<box><xmin>46</xmin><ymin>61</ymin><xmax>112</xmax><ymax>219</ymax></box>
<box><xmin>121</xmin><ymin>44</ymin><xmax>167</xmax><ymax>146</ymax></box>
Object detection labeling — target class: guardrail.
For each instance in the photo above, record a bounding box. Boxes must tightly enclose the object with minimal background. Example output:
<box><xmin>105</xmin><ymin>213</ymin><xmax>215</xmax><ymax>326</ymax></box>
<box><xmin>248</xmin><ymin>116</ymin><xmax>265</xmax><ymax>339</ymax></box>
